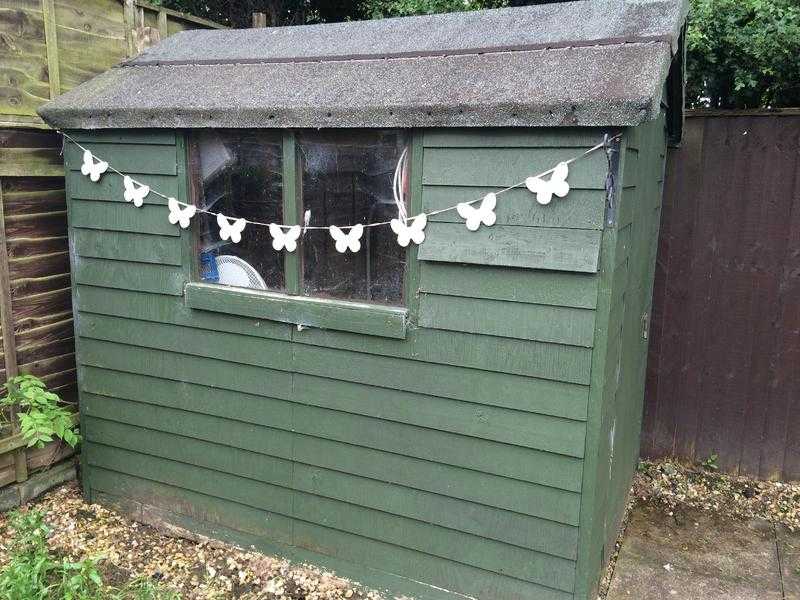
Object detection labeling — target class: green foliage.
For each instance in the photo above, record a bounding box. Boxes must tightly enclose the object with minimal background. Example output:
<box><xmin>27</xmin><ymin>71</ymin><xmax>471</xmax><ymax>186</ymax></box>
<box><xmin>0</xmin><ymin>510</ymin><xmax>178</xmax><ymax>600</ymax></box>
<box><xmin>687</xmin><ymin>0</ymin><xmax>800</xmax><ymax>108</ymax></box>
<box><xmin>0</xmin><ymin>511</ymin><xmax>55</xmax><ymax>600</ymax></box>
<box><xmin>701</xmin><ymin>453</ymin><xmax>720</xmax><ymax>471</ymax></box>
<box><xmin>0</xmin><ymin>374</ymin><xmax>80</xmax><ymax>448</ymax></box>
<box><xmin>364</xmin><ymin>0</ymin><xmax>508</xmax><ymax>18</ymax></box>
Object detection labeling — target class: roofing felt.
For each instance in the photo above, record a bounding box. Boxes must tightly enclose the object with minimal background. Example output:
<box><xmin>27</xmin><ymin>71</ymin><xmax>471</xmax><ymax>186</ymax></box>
<box><xmin>38</xmin><ymin>0</ymin><xmax>689</xmax><ymax>130</ymax></box>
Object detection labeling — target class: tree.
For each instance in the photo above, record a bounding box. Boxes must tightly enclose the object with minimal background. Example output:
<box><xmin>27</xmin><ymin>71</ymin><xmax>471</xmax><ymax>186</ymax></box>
<box><xmin>686</xmin><ymin>0</ymin><xmax>800</xmax><ymax>108</ymax></box>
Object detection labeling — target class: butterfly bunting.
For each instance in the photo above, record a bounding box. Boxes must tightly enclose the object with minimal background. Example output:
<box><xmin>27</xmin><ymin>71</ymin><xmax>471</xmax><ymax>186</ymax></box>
<box><xmin>525</xmin><ymin>161</ymin><xmax>570</xmax><ymax>205</ymax></box>
<box><xmin>457</xmin><ymin>193</ymin><xmax>497</xmax><ymax>231</ymax></box>
<box><xmin>269</xmin><ymin>224</ymin><xmax>302</xmax><ymax>252</ymax></box>
<box><xmin>390</xmin><ymin>214</ymin><xmax>427</xmax><ymax>247</ymax></box>
<box><xmin>330</xmin><ymin>224</ymin><xmax>364</xmax><ymax>253</ymax></box>
<box><xmin>217</xmin><ymin>213</ymin><xmax>247</xmax><ymax>243</ymax></box>
<box><xmin>80</xmin><ymin>150</ymin><xmax>109</xmax><ymax>182</ymax></box>
<box><xmin>123</xmin><ymin>176</ymin><xmax>149</xmax><ymax>207</ymax></box>
<box><xmin>167</xmin><ymin>198</ymin><xmax>196</xmax><ymax>229</ymax></box>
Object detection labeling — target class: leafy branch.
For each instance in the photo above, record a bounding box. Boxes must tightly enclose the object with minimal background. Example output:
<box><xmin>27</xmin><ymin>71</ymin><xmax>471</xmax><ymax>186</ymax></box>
<box><xmin>1</xmin><ymin>374</ymin><xmax>81</xmax><ymax>449</ymax></box>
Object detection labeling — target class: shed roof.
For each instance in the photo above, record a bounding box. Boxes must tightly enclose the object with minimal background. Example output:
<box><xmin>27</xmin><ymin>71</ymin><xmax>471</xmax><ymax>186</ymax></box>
<box><xmin>38</xmin><ymin>0</ymin><xmax>688</xmax><ymax>131</ymax></box>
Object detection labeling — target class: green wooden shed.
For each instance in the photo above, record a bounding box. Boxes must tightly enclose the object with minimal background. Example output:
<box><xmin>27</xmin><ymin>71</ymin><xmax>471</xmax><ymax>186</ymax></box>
<box><xmin>38</xmin><ymin>2</ymin><xmax>688</xmax><ymax>598</ymax></box>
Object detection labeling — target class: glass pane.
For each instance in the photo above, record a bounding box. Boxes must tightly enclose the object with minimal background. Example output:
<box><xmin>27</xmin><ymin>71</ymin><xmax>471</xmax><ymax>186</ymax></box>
<box><xmin>190</xmin><ymin>130</ymin><xmax>284</xmax><ymax>291</ymax></box>
<box><xmin>298</xmin><ymin>130</ymin><xmax>408</xmax><ymax>305</ymax></box>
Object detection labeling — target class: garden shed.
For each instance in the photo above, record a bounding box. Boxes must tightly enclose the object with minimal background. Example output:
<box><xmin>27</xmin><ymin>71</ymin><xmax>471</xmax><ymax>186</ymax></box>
<box><xmin>38</xmin><ymin>2</ymin><xmax>688</xmax><ymax>599</ymax></box>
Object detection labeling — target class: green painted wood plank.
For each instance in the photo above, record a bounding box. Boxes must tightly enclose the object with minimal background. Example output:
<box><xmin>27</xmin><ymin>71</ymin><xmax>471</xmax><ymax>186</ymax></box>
<box><xmin>81</xmin><ymin>368</ymin><xmax>293</xmax><ymax>431</ymax></box>
<box><xmin>281</xmin><ymin>131</ymin><xmax>300</xmax><ymax>294</ymax></box>
<box><xmin>76</xmin><ymin>285</ymin><xmax>291</xmax><ymax>340</ymax></box>
<box><xmin>65</xmin><ymin>142</ymin><xmax>177</xmax><ymax>175</ymax></box>
<box><xmin>82</xmin><ymin>385</ymin><xmax>581</xmax><ymax>489</ymax></box>
<box><xmin>418</xmin><ymin>293</ymin><xmax>596</xmax><ymax>347</ymax></box>
<box><xmin>419</xmin><ymin>262</ymin><xmax>599</xmax><ymax>309</ymax></box>
<box><xmin>294</xmin><ymin>373</ymin><xmax>588</xmax><ymax>444</ymax></box>
<box><xmin>290</xmin><ymin>493</ymin><xmax>576</xmax><ymax>592</ymax></box>
<box><xmin>423</xmin><ymin>128</ymin><xmax>610</xmax><ymax>149</ymax></box>
<box><xmin>67</xmin><ymin>130</ymin><xmax>176</xmax><ymax>145</ymax></box>
<box><xmin>82</xmin><ymin>393</ymin><xmax>293</xmax><ymax>461</ymax></box>
<box><xmin>77</xmin><ymin>313</ymin><xmax>293</xmax><ymax>372</ymax></box>
<box><xmin>68</xmin><ymin>172</ymin><xmax>177</xmax><ymax>204</ymax></box>
<box><xmin>294</xmin><ymin>327</ymin><xmax>592</xmax><ymax>384</ymax></box>
<box><xmin>291</xmin><ymin>463</ymin><xmax>578</xmax><ymax>560</ymax></box>
<box><xmin>73</xmin><ymin>259</ymin><xmax>185</xmax><ymax>295</ymax></box>
<box><xmin>186</xmin><ymin>282</ymin><xmax>407</xmax><ymax>340</ymax></box>
<box><xmin>292</xmin><ymin>522</ymin><xmax>573</xmax><ymax>600</ymax></box>
<box><xmin>88</xmin><ymin>464</ymin><xmax>294</xmax><ymax>544</ymax></box>
<box><xmin>418</xmin><ymin>222</ymin><xmax>602</xmax><ymax>273</ymax></box>
<box><xmin>423</xmin><ymin>186</ymin><xmax>605</xmax><ymax>229</ymax></box>
<box><xmin>70</xmin><ymin>199</ymin><xmax>177</xmax><ymax>236</ymax></box>
<box><xmin>422</xmin><ymin>147</ymin><xmax>608</xmax><ymax>189</ymax></box>
<box><xmin>85</xmin><ymin>417</ymin><xmax>293</xmax><ymax>487</ymax></box>
<box><xmin>80</xmin><ymin>340</ymin><xmax>294</xmax><ymax>400</ymax></box>
<box><xmin>73</xmin><ymin>229</ymin><xmax>183</xmax><ymax>265</ymax></box>
<box><xmin>79</xmin><ymin>337</ymin><xmax>587</xmax><ymax>422</ymax></box>
<box><xmin>295</xmin><ymin>402</ymin><xmax>585</xmax><ymax>474</ymax></box>
<box><xmin>86</xmin><ymin>415</ymin><xmax>579</xmax><ymax>560</ymax></box>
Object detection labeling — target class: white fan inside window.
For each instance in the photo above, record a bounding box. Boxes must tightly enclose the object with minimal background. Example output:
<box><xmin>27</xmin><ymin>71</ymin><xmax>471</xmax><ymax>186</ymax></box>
<box><xmin>215</xmin><ymin>255</ymin><xmax>267</xmax><ymax>290</ymax></box>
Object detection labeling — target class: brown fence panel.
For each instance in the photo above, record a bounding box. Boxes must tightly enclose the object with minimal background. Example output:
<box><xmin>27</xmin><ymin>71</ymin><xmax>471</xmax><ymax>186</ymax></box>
<box><xmin>643</xmin><ymin>112</ymin><xmax>800</xmax><ymax>481</ymax></box>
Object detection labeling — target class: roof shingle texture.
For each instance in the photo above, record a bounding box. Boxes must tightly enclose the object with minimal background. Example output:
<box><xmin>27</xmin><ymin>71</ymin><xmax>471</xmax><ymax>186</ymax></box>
<box><xmin>38</xmin><ymin>0</ymin><xmax>689</xmax><ymax>130</ymax></box>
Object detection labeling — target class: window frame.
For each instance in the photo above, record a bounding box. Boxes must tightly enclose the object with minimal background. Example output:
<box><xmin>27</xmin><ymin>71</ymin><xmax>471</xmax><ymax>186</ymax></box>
<box><xmin>183</xmin><ymin>129</ymin><xmax>423</xmax><ymax>339</ymax></box>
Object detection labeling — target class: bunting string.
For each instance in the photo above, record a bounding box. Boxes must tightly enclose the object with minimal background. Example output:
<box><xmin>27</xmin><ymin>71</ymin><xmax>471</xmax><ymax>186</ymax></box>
<box><xmin>61</xmin><ymin>130</ymin><xmax>620</xmax><ymax>254</ymax></box>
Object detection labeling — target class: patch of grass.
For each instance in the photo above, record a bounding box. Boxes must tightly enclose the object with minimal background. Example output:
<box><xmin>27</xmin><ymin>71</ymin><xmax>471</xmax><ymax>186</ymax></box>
<box><xmin>0</xmin><ymin>510</ymin><xmax>179</xmax><ymax>600</ymax></box>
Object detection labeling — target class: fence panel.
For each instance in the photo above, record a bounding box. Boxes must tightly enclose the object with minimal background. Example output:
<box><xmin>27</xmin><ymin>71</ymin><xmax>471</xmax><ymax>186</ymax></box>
<box><xmin>643</xmin><ymin>111</ymin><xmax>800</xmax><ymax>481</ymax></box>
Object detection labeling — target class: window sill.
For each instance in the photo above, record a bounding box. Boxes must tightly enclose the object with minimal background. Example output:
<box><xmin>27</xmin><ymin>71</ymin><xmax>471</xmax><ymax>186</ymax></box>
<box><xmin>184</xmin><ymin>282</ymin><xmax>408</xmax><ymax>340</ymax></box>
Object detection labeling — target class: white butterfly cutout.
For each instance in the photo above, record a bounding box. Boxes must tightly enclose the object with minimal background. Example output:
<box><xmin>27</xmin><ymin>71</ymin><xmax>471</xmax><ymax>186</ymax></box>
<box><xmin>330</xmin><ymin>224</ymin><xmax>364</xmax><ymax>253</ymax></box>
<box><xmin>80</xmin><ymin>150</ymin><xmax>108</xmax><ymax>182</ymax></box>
<box><xmin>269</xmin><ymin>223</ymin><xmax>302</xmax><ymax>252</ymax></box>
<box><xmin>167</xmin><ymin>198</ymin><xmax>196</xmax><ymax>229</ymax></box>
<box><xmin>390</xmin><ymin>214</ymin><xmax>427</xmax><ymax>247</ymax></box>
<box><xmin>217</xmin><ymin>213</ymin><xmax>247</xmax><ymax>243</ymax></box>
<box><xmin>525</xmin><ymin>161</ymin><xmax>570</xmax><ymax>205</ymax></box>
<box><xmin>123</xmin><ymin>176</ymin><xmax>149</xmax><ymax>207</ymax></box>
<box><xmin>457</xmin><ymin>193</ymin><xmax>497</xmax><ymax>231</ymax></box>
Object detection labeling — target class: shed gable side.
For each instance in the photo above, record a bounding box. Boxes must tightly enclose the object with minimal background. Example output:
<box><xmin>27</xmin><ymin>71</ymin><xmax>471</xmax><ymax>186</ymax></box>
<box><xmin>66</xmin><ymin>127</ymin><xmax>618</xmax><ymax>600</ymax></box>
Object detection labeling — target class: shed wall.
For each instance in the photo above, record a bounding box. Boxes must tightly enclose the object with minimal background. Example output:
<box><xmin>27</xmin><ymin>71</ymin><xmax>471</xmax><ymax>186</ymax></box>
<box><xmin>67</xmin><ymin>127</ymin><xmax>619</xmax><ymax>600</ymax></box>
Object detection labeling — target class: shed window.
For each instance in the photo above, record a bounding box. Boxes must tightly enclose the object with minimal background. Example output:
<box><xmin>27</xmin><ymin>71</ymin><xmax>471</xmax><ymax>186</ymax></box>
<box><xmin>190</xmin><ymin>130</ymin><xmax>409</xmax><ymax>306</ymax></box>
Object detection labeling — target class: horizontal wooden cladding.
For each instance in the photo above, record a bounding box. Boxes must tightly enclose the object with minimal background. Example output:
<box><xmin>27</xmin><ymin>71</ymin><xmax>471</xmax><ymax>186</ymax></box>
<box><xmin>85</xmin><ymin>440</ymin><xmax>576</xmax><ymax>594</ymax></box>
<box><xmin>70</xmin><ymin>200</ymin><xmax>178</xmax><ymax>237</ymax></box>
<box><xmin>419</xmin><ymin>293</ymin><xmax>595</xmax><ymax>347</ymax></box>
<box><xmin>83</xmin><ymin>415</ymin><xmax>579</xmax><ymax>559</ymax></box>
<box><xmin>73</xmin><ymin>258</ymin><xmax>186</xmax><ymax>295</ymax></box>
<box><xmin>80</xmin><ymin>385</ymin><xmax>581</xmax><ymax>522</ymax></box>
<box><xmin>77</xmin><ymin>346</ymin><xmax>584</xmax><ymax>494</ymax></box>
<box><xmin>422</xmin><ymin>147</ymin><xmax>608</xmax><ymax>189</ymax></box>
<box><xmin>68</xmin><ymin>171</ymin><xmax>177</xmax><ymax>205</ymax></box>
<box><xmin>0</xmin><ymin>129</ymin><xmax>63</xmax><ymax>176</ymax></box>
<box><xmin>67</xmin><ymin>130</ymin><xmax>177</xmax><ymax>146</ymax></box>
<box><xmin>419</xmin><ymin>222</ymin><xmax>602</xmax><ymax>273</ymax></box>
<box><xmin>90</xmin><ymin>470</ymin><xmax>572</xmax><ymax>600</ymax></box>
<box><xmin>419</xmin><ymin>262</ymin><xmax>599</xmax><ymax>309</ymax></box>
<box><xmin>72</xmin><ymin>228</ymin><xmax>183</xmax><ymax>265</ymax></box>
<box><xmin>185</xmin><ymin>282</ymin><xmax>407</xmax><ymax>340</ymax></box>
<box><xmin>77</xmin><ymin>304</ymin><xmax>592</xmax><ymax>384</ymax></box>
<box><xmin>424</xmin><ymin>186</ymin><xmax>605</xmax><ymax>229</ymax></box>
<box><xmin>75</xmin><ymin>286</ymin><xmax>588</xmax><ymax>416</ymax></box>
<box><xmin>423</xmin><ymin>128</ymin><xmax>613</xmax><ymax>149</ymax></box>
<box><xmin>65</xmin><ymin>142</ymin><xmax>177</xmax><ymax>176</ymax></box>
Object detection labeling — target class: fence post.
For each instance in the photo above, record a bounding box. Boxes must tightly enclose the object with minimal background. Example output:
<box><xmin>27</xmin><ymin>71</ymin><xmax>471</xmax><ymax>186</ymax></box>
<box><xmin>0</xmin><ymin>180</ymin><xmax>28</xmax><ymax>483</ymax></box>
<box><xmin>252</xmin><ymin>12</ymin><xmax>268</xmax><ymax>27</ymax></box>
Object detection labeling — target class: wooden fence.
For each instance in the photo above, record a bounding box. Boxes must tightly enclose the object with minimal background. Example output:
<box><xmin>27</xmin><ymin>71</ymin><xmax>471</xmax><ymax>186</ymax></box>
<box><xmin>0</xmin><ymin>0</ymin><xmax>223</xmax><ymax>492</ymax></box>
<box><xmin>642</xmin><ymin>110</ymin><xmax>800</xmax><ymax>481</ymax></box>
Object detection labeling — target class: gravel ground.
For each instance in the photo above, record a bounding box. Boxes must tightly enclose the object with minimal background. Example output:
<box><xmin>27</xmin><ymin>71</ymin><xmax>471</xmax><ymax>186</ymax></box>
<box><xmin>0</xmin><ymin>482</ymin><xmax>384</xmax><ymax>600</ymax></box>
<box><xmin>2</xmin><ymin>459</ymin><xmax>798</xmax><ymax>600</ymax></box>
